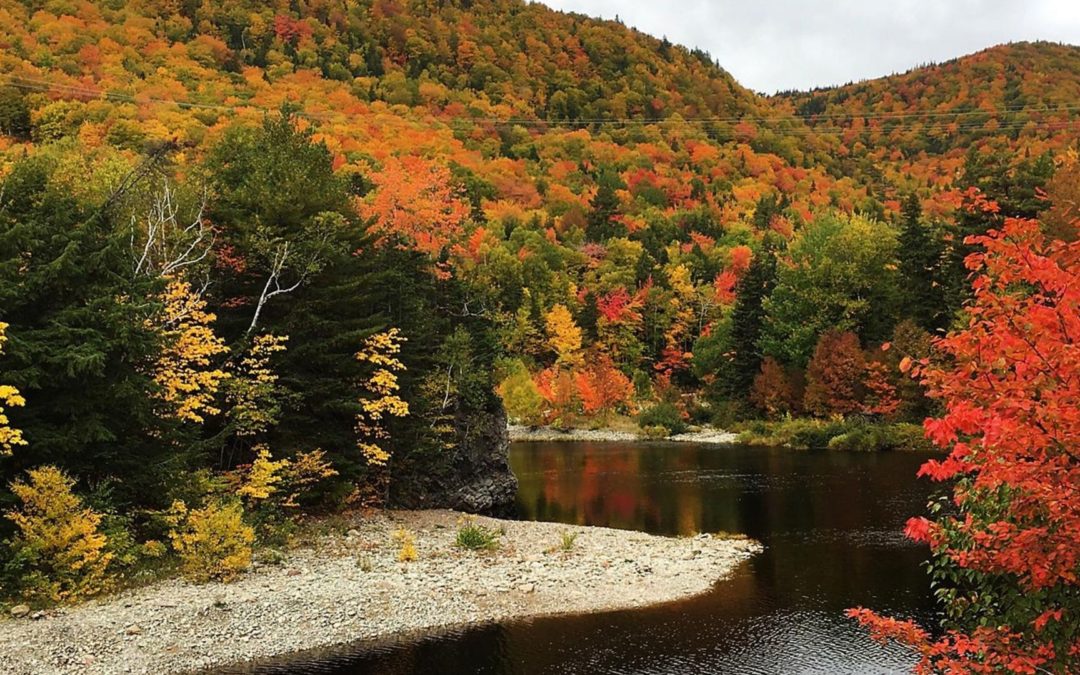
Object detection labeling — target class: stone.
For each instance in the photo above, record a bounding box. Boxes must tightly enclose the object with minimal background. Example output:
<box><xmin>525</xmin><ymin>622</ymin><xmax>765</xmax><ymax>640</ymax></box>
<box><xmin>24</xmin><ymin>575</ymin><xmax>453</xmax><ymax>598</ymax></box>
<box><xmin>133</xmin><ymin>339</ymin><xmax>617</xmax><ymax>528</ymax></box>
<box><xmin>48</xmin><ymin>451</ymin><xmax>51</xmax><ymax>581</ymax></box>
<box><xmin>29</xmin><ymin>611</ymin><xmax>45</xmax><ymax>620</ymax></box>
<box><xmin>9</xmin><ymin>605</ymin><xmax>29</xmax><ymax>619</ymax></box>
<box><xmin>125</xmin><ymin>624</ymin><xmax>143</xmax><ymax>636</ymax></box>
<box><xmin>519</xmin><ymin>583</ymin><xmax>535</xmax><ymax>594</ymax></box>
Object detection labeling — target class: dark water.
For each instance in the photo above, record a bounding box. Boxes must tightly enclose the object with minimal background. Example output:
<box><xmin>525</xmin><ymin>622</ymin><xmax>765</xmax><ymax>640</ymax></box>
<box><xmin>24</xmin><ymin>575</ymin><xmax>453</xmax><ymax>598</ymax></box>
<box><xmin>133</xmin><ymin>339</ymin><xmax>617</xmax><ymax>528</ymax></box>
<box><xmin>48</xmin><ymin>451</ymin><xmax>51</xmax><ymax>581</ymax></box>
<box><xmin>239</xmin><ymin>442</ymin><xmax>939</xmax><ymax>674</ymax></box>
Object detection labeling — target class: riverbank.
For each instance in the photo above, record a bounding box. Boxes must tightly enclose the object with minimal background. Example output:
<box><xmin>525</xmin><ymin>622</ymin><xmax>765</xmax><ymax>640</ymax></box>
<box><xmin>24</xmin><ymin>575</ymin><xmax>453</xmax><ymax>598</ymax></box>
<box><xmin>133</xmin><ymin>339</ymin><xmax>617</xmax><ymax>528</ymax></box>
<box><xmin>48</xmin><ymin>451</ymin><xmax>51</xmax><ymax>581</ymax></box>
<box><xmin>0</xmin><ymin>510</ymin><xmax>760</xmax><ymax>675</ymax></box>
<box><xmin>508</xmin><ymin>424</ymin><xmax>739</xmax><ymax>445</ymax></box>
<box><xmin>734</xmin><ymin>419</ymin><xmax>936</xmax><ymax>452</ymax></box>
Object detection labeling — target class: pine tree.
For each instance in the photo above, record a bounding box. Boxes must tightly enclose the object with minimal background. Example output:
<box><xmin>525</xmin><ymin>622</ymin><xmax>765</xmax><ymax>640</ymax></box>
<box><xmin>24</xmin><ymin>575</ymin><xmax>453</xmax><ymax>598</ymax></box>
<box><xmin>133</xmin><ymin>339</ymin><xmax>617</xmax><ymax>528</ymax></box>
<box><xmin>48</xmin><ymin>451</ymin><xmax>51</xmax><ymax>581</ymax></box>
<box><xmin>267</xmin><ymin>233</ymin><xmax>384</xmax><ymax>484</ymax></box>
<box><xmin>578</xmin><ymin>291</ymin><xmax>599</xmax><ymax>344</ymax></box>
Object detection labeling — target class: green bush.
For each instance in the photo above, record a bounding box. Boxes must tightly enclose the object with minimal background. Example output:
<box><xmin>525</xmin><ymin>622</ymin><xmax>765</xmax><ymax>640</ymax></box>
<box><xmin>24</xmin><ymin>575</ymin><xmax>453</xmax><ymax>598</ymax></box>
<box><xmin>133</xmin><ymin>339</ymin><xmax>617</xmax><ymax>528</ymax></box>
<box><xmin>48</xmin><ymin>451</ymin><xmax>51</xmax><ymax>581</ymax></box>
<box><xmin>828</xmin><ymin>423</ymin><xmax>933</xmax><ymax>452</ymax></box>
<box><xmin>636</xmin><ymin>402</ymin><xmax>688</xmax><ymax>435</ymax></box>
<box><xmin>454</xmin><ymin>518</ymin><xmax>501</xmax><ymax>551</ymax></box>
<box><xmin>737</xmin><ymin>418</ymin><xmax>932</xmax><ymax>451</ymax></box>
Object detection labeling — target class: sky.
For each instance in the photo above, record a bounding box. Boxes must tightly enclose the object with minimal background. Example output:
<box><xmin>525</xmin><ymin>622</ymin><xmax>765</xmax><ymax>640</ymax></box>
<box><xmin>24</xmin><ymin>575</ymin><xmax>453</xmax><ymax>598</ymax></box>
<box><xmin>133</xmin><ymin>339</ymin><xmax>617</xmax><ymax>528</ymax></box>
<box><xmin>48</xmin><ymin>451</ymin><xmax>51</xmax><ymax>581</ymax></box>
<box><xmin>537</xmin><ymin>0</ymin><xmax>1080</xmax><ymax>94</ymax></box>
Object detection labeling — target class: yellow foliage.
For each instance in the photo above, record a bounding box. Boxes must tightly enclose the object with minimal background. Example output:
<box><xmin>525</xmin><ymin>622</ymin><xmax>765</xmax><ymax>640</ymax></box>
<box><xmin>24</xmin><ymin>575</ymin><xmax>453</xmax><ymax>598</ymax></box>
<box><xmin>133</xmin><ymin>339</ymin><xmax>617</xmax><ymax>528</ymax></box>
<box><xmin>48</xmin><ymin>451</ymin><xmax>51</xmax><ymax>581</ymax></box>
<box><xmin>6</xmin><ymin>466</ymin><xmax>114</xmax><ymax>602</ymax></box>
<box><xmin>227</xmin><ymin>333</ymin><xmax>288</xmax><ymax>437</ymax></box>
<box><xmin>232</xmin><ymin>446</ymin><xmax>338</xmax><ymax>508</ymax></box>
<box><xmin>355</xmin><ymin>329</ymin><xmax>409</xmax><ymax>465</ymax></box>
<box><xmin>166</xmin><ymin>499</ymin><xmax>254</xmax><ymax>583</ymax></box>
<box><xmin>393</xmin><ymin>528</ymin><xmax>418</xmax><ymax>562</ymax></box>
<box><xmin>141</xmin><ymin>540</ymin><xmax>168</xmax><ymax>558</ymax></box>
<box><xmin>544</xmin><ymin>304</ymin><xmax>583</xmax><ymax>367</ymax></box>
<box><xmin>235</xmin><ymin>445</ymin><xmax>288</xmax><ymax>502</ymax></box>
<box><xmin>281</xmin><ymin>449</ymin><xmax>338</xmax><ymax>507</ymax></box>
<box><xmin>0</xmin><ymin>322</ymin><xmax>27</xmax><ymax>455</ymax></box>
<box><xmin>153</xmin><ymin>280</ymin><xmax>230</xmax><ymax>424</ymax></box>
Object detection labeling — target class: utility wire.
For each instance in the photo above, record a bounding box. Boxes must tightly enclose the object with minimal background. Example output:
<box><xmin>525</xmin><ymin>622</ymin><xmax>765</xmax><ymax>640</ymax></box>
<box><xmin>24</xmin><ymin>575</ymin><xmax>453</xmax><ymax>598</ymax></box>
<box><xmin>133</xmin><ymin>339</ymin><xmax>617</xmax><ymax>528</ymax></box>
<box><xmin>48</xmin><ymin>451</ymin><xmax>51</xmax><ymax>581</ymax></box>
<box><xmin>3</xmin><ymin>72</ymin><xmax>1078</xmax><ymax>134</ymax></box>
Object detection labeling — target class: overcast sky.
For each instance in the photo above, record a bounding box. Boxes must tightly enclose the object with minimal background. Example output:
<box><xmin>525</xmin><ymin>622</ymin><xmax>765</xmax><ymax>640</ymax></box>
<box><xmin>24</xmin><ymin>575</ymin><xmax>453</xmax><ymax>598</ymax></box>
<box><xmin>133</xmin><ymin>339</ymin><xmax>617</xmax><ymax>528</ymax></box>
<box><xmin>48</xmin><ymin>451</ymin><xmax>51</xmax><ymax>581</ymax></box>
<box><xmin>537</xmin><ymin>0</ymin><xmax>1080</xmax><ymax>93</ymax></box>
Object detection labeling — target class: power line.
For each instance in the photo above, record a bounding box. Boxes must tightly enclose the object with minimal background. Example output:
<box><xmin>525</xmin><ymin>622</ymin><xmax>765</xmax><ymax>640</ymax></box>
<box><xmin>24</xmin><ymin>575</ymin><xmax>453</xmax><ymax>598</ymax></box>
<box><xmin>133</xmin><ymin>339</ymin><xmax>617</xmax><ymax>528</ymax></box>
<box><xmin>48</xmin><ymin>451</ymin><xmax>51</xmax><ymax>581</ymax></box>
<box><xmin>3</xmin><ymin>72</ymin><xmax>1078</xmax><ymax>134</ymax></box>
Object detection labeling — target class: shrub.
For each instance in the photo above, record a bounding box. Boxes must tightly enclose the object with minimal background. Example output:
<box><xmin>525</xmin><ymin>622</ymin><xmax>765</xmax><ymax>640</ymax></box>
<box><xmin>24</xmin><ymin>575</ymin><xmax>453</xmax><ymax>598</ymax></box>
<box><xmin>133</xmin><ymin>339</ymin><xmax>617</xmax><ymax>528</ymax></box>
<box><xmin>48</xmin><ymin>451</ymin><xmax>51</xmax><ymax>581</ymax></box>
<box><xmin>454</xmin><ymin>517</ymin><xmax>501</xmax><ymax>551</ymax></box>
<box><xmin>392</xmin><ymin>528</ymin><xmax>417</xmax><ymax>562</ymax></box>
<box><xmin>4</xmin><ymin>466</ymin><xmax>114</xmax><ymax>603</ymax></box>
<box><xmin>636</xmin><ymin>401</ymin><xmax>687</xmax><ymax>435</ymax></box>
<box><xmin>166</xmin><ymin>500</ymin><xmax>254</xmax><ymax>582</ymax></box>
<box><xmin>559</xmin><ymin>531</ymin><xmax>578</xmax><ymax>551</ymax></box>
<box><xmin>828</xmin><ymin>422</ymin><xmax>933</xmax><ymax>452</ymax></box>
<box><xmin>708</xmin><ymin>398</ymin><xmax>754</xmax><ymax>429</ymax></box>
<box><xmin>738</xmin><ymin>418</ymin><xmax>933</xmax><ymax>452</ymax></box>
<box><xmin>640</xmin><ymin>424</ymin><xmax>670</xmax><ymax>439</ymax></box>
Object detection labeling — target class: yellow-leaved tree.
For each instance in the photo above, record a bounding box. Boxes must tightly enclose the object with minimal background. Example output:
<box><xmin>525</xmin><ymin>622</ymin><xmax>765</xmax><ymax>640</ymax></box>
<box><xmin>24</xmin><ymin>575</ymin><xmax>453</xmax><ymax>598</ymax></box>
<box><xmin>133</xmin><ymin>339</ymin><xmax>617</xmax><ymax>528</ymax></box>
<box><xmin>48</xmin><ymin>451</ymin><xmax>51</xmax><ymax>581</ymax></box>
<box><xmin>355</xmin><ymin>329</ymin><xmax>409</xmax><ymax>465</ymax></box>
<box><xmin>6</xmin><ymin>466</ymin><xmax>114</xmax><ymax>602</ymax></box>
<box><xmin>0</xmin><ymin>322</ymin><xmax>26</xmax><ymax>455</ymax></box>
<box><xmin>154</xmin><ymin>279</ymin><xmax>230</xmax><ymax>423</ymax></box>
<box><xmin>226</xmin><ymin>333</ymin><xmax>289</xmax><ymax>438</ymax></box>
<box><xmin>544</xmin><ymin>304</ymin><xmax>583</xmax><ymax>368</ymax></box>
<box><xmin>232</xmin><ymin>445</ymin><xmax>338</xmax><ymax>509</ymax></box>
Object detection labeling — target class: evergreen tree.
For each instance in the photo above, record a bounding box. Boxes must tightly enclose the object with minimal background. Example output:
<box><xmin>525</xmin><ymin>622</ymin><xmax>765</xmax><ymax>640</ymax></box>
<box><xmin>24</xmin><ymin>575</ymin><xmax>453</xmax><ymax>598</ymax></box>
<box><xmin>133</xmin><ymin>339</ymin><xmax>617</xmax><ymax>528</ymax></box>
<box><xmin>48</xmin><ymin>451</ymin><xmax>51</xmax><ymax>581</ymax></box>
<box><xmin>585</xmin><ymin>171</ymin><xmax>625</xmax><ymax>242</ymax></box>
<box><xmin>267</xmin><ymin>229</ymin><xmax>384</xmax><ymax>488</ymax></box>
<box><xmin>945</xmin><ymin>148</ymin><xmax>1055</xmax><ymax>314</ymax></box>
<box><xmin>723</xmin><ymin>239</ymin><xmax>778</xmax><ymax>397</ymax></box>
<box><xmin>0</xmin><ymin>151</ymin><xmax>180</xmax><ymax>504</ymax></box>
<box><xmin>897</xmin><ymin>194</ymin><xmax>947</xmax><ymax>331</ymax></box>
<box><xmin>202</xmin><ymin>112</ymin><xmax>350</xmax><ymax>341</ymax></box>
<box><xmin>578</xmin><ymin>291</ymin><xmax>599</xmax><ymax>344</ymax></box>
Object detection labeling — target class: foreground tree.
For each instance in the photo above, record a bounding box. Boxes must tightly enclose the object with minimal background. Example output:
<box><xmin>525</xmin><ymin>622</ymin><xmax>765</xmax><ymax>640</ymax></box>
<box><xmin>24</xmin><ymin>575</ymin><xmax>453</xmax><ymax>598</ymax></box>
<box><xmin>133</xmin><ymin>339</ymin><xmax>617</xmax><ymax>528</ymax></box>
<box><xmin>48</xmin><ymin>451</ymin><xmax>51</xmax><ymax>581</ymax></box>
<box><xmin>848</xmin><ymin>203</ymin><xmax>1080</xmax><ymax>672</ymax></box>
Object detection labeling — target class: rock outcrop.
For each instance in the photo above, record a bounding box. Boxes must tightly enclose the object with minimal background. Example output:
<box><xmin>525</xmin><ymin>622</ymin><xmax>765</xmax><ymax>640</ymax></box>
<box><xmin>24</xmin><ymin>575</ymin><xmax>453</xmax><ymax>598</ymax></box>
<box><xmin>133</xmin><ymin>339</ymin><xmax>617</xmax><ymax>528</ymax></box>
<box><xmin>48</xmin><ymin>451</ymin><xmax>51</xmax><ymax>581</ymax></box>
<box><xmin>391</xmin><ymin>401</ymin><xmax>517</xmax><ymax>514</ymax></box>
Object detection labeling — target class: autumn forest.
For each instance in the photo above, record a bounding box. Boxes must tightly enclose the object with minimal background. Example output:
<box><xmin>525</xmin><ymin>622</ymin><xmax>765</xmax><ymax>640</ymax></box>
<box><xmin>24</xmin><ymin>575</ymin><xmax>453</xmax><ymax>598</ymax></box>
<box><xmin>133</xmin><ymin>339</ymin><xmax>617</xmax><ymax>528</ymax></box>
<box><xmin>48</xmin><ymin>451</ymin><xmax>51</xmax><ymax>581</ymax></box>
<box><xmin>0</xmin><ymin>0</ymin><xmax>1077</xmax><ymax>672</ymax></box>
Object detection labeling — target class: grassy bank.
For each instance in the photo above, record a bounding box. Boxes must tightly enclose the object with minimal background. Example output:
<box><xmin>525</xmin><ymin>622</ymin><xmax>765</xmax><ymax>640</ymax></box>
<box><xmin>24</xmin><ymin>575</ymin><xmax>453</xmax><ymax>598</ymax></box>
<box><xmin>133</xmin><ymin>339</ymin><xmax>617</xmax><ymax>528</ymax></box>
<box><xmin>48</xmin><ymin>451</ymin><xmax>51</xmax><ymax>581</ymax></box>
<box><xmin>734</xmin><ymin>418</ymin><xmax>936</xmax><ymax>452</ymax></box>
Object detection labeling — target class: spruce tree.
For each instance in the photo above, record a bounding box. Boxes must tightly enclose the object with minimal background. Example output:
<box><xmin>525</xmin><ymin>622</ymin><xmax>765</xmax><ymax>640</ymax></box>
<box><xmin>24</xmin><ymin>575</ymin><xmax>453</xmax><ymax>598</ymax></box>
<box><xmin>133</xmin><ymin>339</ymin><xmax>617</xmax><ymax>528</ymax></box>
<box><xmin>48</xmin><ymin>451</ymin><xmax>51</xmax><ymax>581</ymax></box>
<box><xmin>723</xmin><ymin>239</ymin><xmax>778</xmax><ymax>397</ymax></box>
<box><xmin>0</xmin><ymin>152</ymin><xmax>179</xmax><ymax>503</ymax></box>
<box><xmin>897</xmin><ymin>194</ymin><xmax>947</xmax><ymax>331</ymax></box>
<box><xmin>585</xmin><ymin>171</ymin><xmax>625</xmax><ymax>242</ymax></box>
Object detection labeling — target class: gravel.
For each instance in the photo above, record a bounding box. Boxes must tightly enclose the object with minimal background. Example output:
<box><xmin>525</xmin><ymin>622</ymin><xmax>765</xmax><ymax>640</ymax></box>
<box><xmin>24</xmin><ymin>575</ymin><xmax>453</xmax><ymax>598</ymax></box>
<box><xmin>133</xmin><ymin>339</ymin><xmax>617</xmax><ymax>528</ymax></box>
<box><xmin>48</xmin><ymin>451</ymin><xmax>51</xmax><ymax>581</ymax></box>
<box><xmin>508</xmin><ymin>424</ymin><xmax>739</xmax><ymax>445</ymax></box>
<box><xmin>0</xmin><ymin>510</ymin><xmax>760</xmax><ymax>675</ymax></box>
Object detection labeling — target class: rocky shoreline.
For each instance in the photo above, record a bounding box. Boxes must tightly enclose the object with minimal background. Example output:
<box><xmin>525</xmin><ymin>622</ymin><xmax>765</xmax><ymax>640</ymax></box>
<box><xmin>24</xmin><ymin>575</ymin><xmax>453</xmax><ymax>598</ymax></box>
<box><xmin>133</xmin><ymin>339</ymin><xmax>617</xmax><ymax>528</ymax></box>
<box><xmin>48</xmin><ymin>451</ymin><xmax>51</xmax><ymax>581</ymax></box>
<box><xmin>0</xmin><ymin>510</ymin><xmax>760</xmax><ymax>675</ymax></box>
<box><xmin>508</xmin><ymin>424</ymin><xmax>740</xmax><ymax>445</ymax></box>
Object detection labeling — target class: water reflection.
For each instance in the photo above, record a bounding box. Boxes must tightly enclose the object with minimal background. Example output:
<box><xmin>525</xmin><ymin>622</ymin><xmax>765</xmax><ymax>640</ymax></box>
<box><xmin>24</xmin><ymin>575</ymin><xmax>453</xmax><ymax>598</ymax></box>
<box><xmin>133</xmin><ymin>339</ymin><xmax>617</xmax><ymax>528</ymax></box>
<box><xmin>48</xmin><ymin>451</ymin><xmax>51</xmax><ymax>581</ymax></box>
<box><xmin>231</xmin><ymin>443</ymin><xmax>938</xmax><ymax>674</ymax></box>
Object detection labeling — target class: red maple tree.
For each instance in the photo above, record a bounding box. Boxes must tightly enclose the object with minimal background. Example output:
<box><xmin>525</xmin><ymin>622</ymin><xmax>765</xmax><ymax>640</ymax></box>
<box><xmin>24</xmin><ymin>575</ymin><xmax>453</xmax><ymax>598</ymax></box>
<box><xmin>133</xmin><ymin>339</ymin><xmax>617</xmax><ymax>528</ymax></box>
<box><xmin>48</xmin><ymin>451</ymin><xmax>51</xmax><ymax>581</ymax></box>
<box><xmin>848</xmin><ymin>200</ymin><xmax>1080</xmax><ymax>673</ymax></box>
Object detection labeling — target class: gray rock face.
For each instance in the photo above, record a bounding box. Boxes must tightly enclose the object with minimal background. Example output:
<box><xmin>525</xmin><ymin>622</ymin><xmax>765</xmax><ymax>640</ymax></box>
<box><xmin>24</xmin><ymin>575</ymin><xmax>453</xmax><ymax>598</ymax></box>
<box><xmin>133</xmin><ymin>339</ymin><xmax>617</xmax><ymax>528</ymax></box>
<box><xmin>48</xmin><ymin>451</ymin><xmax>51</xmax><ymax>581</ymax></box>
<box><xmin>392</xmin><ymin>401</ymin><xmax>518</xmax><ymax>515</ymax></box>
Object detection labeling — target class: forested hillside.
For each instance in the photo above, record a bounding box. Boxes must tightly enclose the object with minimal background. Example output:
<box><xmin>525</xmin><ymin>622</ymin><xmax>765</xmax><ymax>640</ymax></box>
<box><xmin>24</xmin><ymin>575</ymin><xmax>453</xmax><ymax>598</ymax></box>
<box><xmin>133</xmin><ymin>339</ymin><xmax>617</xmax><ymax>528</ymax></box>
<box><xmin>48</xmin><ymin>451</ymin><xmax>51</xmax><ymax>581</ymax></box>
<box><xmin>0</xmin><ymin>0</ymin><xmax>1077</xmax><ymax>620</ymax></box>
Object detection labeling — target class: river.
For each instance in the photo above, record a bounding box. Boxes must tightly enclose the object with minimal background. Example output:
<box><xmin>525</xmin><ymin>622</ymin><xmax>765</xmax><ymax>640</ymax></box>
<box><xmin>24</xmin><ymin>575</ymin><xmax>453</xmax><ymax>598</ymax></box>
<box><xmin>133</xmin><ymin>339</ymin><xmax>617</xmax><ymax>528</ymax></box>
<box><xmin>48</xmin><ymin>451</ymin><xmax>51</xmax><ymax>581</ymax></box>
<box><xmin>240</xmin><ymin>441</ymin><xmax>939</xmax><ymax>674</ymax></box>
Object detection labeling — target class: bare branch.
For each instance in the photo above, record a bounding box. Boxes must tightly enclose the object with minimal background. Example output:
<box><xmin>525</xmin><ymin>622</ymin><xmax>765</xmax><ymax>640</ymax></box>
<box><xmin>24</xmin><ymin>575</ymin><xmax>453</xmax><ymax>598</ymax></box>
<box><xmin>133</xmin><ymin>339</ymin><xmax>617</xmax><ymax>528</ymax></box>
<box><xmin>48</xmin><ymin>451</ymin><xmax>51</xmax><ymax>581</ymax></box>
<box><xmin>131</xmin><ymin>180</ymin><xmax>213</xmax><ymax>280</ymax></box>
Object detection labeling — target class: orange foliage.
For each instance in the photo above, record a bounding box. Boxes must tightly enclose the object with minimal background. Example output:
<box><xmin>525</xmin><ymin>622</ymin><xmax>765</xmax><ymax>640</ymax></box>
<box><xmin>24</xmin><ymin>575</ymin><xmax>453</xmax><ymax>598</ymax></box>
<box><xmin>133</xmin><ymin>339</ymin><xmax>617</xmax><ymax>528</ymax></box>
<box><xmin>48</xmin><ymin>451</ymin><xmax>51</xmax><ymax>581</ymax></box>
<box><xmin>359</xmin><ymin>156</ymin><xmax>470</xmax><ymax>262</ymax></box>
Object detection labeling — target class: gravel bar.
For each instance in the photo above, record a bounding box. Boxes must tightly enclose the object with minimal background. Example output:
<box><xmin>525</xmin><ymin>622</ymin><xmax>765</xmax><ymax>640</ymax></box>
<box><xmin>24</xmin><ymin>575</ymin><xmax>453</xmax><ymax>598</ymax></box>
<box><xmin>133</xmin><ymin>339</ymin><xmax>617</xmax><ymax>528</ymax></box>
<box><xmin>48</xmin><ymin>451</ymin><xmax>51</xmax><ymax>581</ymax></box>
<box><xmin>508</xmin><ymin>425</ymin><xmax>739</xmax><ymax>444</ymax></box>
<box><xmin>0</xmin><ymin>510</ymin><xmax>760</xmax><ymax>675</ymax></box>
